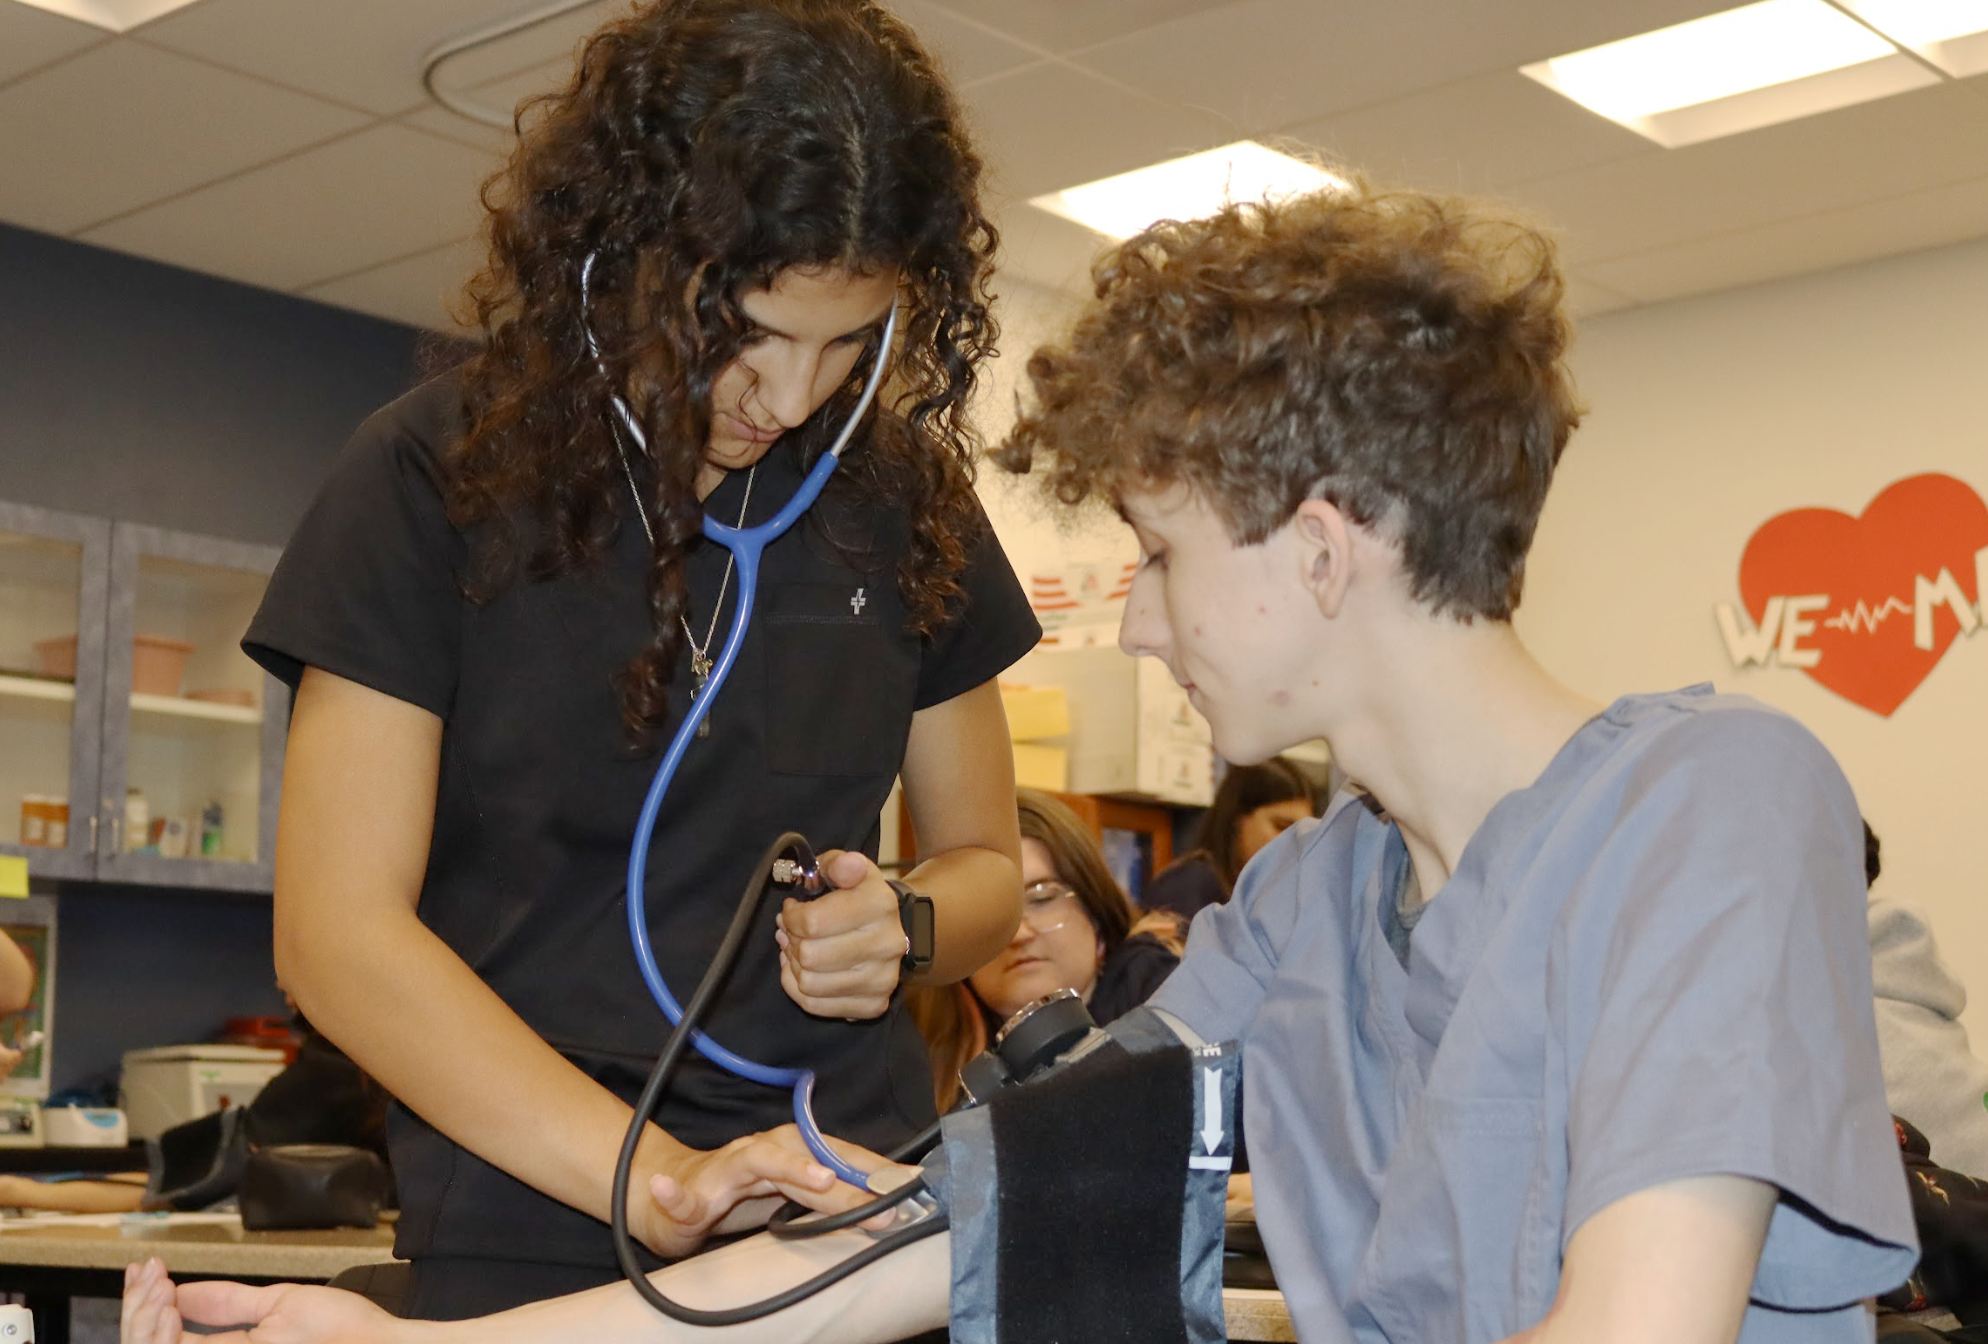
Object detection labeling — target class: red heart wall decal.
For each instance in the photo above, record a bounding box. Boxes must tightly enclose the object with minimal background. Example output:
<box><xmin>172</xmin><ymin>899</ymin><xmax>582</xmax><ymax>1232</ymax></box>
<box><xmin>1737</xmin><ymin>474</ymin><xmax>1988</xmax><ymax>717</ymax></box>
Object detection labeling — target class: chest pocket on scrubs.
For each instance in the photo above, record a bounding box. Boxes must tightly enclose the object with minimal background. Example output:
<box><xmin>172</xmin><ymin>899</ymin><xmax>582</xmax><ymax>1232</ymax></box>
<box><xmin>763</xmin><ymin>581</ymin><xmax>914</xmax><ymax>776</ymax></box>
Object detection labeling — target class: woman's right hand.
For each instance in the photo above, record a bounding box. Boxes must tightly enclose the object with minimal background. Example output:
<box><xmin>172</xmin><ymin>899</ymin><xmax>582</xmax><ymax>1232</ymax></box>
<box><xmin>632</xmin><ymin>1124</ymin><xmax>891</xmax><ymax>1257</ymax></box>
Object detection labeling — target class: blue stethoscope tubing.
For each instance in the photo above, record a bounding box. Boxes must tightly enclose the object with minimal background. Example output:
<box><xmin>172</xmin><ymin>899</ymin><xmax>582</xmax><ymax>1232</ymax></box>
<box><xmin>590</xmin><ymin>259</ymin><xmax>900</xmax><ymax>1189</ymax></box>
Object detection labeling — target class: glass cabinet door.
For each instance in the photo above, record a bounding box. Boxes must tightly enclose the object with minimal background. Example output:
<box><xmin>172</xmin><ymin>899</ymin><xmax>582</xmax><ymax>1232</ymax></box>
<box><xmin>0</xmin><ymin>503</ymin><xmax>109</xmax><ymax>880</ymax></box>
<box><xmin>96</xmin><ymin>524</ymin><xmax>286</xmax><ymax>892</ymax></box>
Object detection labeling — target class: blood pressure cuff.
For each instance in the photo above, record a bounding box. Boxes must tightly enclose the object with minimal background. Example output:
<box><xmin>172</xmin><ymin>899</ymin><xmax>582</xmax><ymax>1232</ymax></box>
<box><xmin>922</xmin><ymin>1007</ymin><xmax>1240</xmax><ymax>1344</ymax></box>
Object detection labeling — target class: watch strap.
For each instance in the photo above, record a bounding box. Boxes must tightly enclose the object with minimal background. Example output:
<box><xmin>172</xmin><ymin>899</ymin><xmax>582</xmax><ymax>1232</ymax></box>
<box><xmin>887</xmin><ymin>878</ymin><xmax>935</xmax><ymax>975</ymax></box>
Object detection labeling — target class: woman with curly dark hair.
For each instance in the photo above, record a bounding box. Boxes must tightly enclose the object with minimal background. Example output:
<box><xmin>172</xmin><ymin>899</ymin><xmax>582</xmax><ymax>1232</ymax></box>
<box><xmin>236</xmin><ymin>0</ymin><xmax>1034</xmax><ymax>1318</ymax></box>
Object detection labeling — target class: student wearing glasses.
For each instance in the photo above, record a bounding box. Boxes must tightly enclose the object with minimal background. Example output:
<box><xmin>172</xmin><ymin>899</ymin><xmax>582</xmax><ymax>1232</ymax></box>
<box><xmin>909</xmin><ymin>788</ymin><xmax>1184</xmax><ymax>1110</ymax></box>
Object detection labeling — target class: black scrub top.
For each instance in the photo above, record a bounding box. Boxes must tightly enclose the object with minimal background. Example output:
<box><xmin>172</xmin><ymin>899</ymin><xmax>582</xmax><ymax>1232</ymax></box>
<box><xmin>244</xmin><ymin>375</ymin><xmax>1040</xmax><ymax>1273</ymax></box>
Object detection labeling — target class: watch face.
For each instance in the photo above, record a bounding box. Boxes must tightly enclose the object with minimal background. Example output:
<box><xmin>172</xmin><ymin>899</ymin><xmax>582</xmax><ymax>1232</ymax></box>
<box><xmin>905</xmin><ymin>893</ymin><xmax>936</xmax><ymax>966</ymax></box>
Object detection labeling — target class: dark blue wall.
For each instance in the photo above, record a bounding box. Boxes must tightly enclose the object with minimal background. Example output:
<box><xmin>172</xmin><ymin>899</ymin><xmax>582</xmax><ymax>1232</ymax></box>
<box><xmin>43</xmin><ymin>885</ymin><xmax>286</xmax><ymax>1101</ymax></box>
<box><xmin>0</xmin><ymin>220</ymin><xmax>431</xmax><ymax>548</ymax></box>
<box><xmin>0</xmin><ymin>222</ymin><xmax>433</xmax><ymax>1093</ymax></box>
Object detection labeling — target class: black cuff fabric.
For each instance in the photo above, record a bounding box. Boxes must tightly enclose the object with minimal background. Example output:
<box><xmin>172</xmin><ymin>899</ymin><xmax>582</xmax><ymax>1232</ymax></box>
<box><xmin>989</xmin><ymin>1040</ymin><xmax>1193</xmax><ymax>1344</ymax></box>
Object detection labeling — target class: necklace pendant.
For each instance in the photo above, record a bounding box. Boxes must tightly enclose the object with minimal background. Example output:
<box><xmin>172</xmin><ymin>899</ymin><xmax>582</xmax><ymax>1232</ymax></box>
<box><xmin>690</xmin><ymin>670</ymin><xmax>712</xmax><ymax>740</ymax></box>
<box><xmin>691</xmin><ymin>651</ymin><xmax>712</xmax><ymax>680</ymax></box>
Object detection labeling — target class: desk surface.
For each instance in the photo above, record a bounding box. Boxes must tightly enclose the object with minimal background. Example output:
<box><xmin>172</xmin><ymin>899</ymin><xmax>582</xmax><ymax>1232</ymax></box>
<box><xmin>0</xmin><ymin>1212</ymin><xmax>396</xmax><ymax>1281</ymax></box>
<box><xmin>1223</xmin><ymin>1287</ymin><xmax>1295</xmax><ymax>1342</ymax></box>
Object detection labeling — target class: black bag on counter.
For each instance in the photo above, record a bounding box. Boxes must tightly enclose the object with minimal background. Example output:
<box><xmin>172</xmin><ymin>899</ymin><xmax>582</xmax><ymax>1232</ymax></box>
<box><xmin>144</xmin><ymin>1021</ymin><xmax>393</xmax><ymax>1214</ymax></box>
<box><xmin>239</xmin><ymin>1143</ymin><xmax>390</xmax><ymax>1231</ymax></box>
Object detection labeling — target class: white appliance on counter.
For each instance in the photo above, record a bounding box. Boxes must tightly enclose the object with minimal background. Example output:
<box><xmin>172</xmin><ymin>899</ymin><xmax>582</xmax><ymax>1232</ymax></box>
<box><xmin>118</xmin><ymin>1045</ymin><xmax>286</xmax><ymax>1140</ymax></box>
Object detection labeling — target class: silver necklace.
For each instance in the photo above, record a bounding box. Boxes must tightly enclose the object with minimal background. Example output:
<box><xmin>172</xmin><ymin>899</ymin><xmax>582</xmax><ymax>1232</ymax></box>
<box><xmin>615</xmin><ymin>442</ymin><xmax>755</xmax><ymax>738</ymax></box>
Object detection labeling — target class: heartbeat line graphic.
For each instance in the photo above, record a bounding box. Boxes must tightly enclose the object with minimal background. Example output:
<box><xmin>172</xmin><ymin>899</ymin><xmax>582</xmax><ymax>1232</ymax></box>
<box><xmin>1823</xmin><ymin>597</ymin><xmax>1911</xmax><ymax>635</ymax></box>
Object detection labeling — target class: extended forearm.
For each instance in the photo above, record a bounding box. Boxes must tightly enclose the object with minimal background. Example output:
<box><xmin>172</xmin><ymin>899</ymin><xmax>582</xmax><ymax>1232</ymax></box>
<box><xmin>0</xmin><ymin>932</ymin><xmax>34</xmax><ymax>1016</ymax></box>
<box><xmin>276</xmin><ymin>908</ymin><xmax>678</xmax><ymax>1227</ymax></box>
<box><xmin>407</xmin><ymin>1224</ymin><xmax>952</xmax><ymax>1344</ymax></box>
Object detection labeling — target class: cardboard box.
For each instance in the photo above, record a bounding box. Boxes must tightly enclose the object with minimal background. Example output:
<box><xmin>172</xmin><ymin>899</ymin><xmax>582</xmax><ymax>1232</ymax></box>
<box><xmin>1009</xmin><ymin>647</ymin><xmax>1213</xmax><ymax>806</ymax></box>
<box><xmin>999</xmin><ymin>683</ymin><xmax>1071</xmax><ymax>742</ymax></box>
<box><xmin>1011</xmin><ymin>742</ymin><xmax>1069</xmax><ymax>792</ymax></box>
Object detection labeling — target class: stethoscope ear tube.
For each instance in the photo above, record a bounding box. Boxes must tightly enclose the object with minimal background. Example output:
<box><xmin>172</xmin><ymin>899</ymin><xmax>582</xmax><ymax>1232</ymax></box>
<box><xmin>581</xmin><ymin>251</ymin><xmax>937</xmax><ymax>1317</ymax></box>
<box><xmin>618</xmin><ymin>310</ymin><xmax>901</xmax><ymax>1191</ymax></box>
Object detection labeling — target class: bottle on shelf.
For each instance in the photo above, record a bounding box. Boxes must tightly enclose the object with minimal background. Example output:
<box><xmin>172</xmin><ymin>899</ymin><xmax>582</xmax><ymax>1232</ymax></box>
<box><xmin>124</xmin><ymin>788</ymin><xmax>149</xmax><ymax>854</ymax></box>
<box><xmin>199</xmin><ymin>801</ymin><xmax>224</xmax><ymax>858</ymax></box>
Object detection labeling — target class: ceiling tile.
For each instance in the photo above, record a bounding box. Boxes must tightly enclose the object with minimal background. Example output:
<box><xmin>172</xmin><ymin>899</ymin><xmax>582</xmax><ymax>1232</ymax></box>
<box><xmin>399</xmin><ymin>103</ymin><xmax>513</xmax><ymax>155</ymax></box>
<box><xmin>889</xmin><ymin>0</ymin><xmax>1042</xmax><ymax>86</ymax></box>
<box><xmin>1563</xmin><ymin>271</ymin><xmax>1639</xmax><ymax>320</ymax></box>
<box><xmin>0</xmin><ymin>1</ymin><xmax>103</xmax><ymax>88</ymax></box>
<box><xmin>133</xmin><ymin>0</ymin><xmax>578</xmax><ymax>116</ymax></box>
<box><xmin>1516</xmin><ymin>82</ymin><xmax>1988</xmax><ymax>266</ymax></box>
<box><xmin>993</xmin><ymin>201</ymin><xmax>1113</xmax><ymax>296</ymax></box>
<box><xmin>0</xmin><ymin>40</ymin><xmax>368</xmax><ymax>235</ymax></box>
<box><xmin>964</xmin><ymin>63</ymin><xmax>1229</xmax><ymax>200</ymax></box>
<box><xmin>1074</xmin><ymin>0</ymin><xmax>1736</xmax><ymax>139</ymax></box>
<box><xmin>1581</xmin><ymin>171</ymin><xmax>1988</xmax><ymax>304</ymax></box>
<box><xmin>303</xmin><ymin>235</ymin><xmax>484</xmax><ymax>334</ymax></box>
<box><xmin>926</xmin><ymin>0</ymin><xmax>1238</xmax><ymax>56</ymax></box>
<box><xmin>80</xmin><ymin>123</ymin><xmax>499</xmax><ymax>291</ymax></box>
<box><xmin>405</xmin><ymin>52</ymin><xmax>578</xmax><ymax>149</ymax></box>
<box><xmin>1281</xmin><ymin>70</ymin><xmax>1656</xmax><ymax>195</ymax></box>
<box><xmin>416</xmin><ymin>2</ymin><xmax>601</xmax><ymax>93</ymax></box>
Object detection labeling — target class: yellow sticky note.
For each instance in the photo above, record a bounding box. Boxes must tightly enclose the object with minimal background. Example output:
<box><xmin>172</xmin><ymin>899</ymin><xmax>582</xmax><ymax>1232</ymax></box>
<box><xmin>0</xmin><ymin>856</ymin><xmax>26</xmax><ymax>899</ymax></box>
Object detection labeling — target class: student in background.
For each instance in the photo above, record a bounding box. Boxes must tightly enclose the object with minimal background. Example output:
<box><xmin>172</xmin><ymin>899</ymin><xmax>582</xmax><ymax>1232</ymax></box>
<box><xmin>1866</xmin><ymin>820</ymin><xmax>1988</xmax><ymax>1180</ymax></box>
<box><xmin>1142</xmin><ymin>756</ymin><xmax>1316</xmax><ymax>920</ymax></box>
<box><xmin>910</xmin><ymin>788</ymin><xmax>1183</xmax><ymax>1111</ymax></box>
<box><xmin>0</xmin><ymin>929</ymin><xmax>36</xmax><ymax>1076</ymax></box>
<box><xmin>0</xmin><ymin>929</ymin><xmax>33</xmax><ymax>1018</ymax></box>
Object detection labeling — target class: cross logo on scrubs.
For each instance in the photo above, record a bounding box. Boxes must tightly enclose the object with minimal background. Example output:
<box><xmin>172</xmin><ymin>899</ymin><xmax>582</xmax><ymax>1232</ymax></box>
<box><xmin>851</xmin><ymin>588</ymin><xmax>867</xmax><ymax>616</ymax></box>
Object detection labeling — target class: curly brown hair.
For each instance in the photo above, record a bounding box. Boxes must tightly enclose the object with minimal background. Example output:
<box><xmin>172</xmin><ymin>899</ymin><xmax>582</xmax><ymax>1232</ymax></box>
<box><xmin>448</xmin><ymin>0</ymin><xmax>998</xmax><ymax>738</ymax></box>
<box><xmin>997</xmin><ymin>180</ymin><xmax>1582</xmax><ymax>621</ymax></box>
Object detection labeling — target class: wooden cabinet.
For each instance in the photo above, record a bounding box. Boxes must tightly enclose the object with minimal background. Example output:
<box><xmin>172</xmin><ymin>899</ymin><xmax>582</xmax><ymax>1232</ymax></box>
<box><xmin>0</xmin><ymin>501</ymin><xmax>287</xmax><ymax>893</ymax></box>
<box><xmin>1049</xmin><ymin>793</ymin><xmax>1174</xmax><ymax>896</ymax></box>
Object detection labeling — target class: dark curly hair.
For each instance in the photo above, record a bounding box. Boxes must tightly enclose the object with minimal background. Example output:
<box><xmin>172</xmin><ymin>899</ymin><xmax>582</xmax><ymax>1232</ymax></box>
<box><xmin>997</xmin><ymin>179</ymin><xmax>1582</xmax><ymax>621</ymax></box>
<box><xmin>449</xmin><ymin>0</ymin><xmax>998</xmax><ymax>738</ymax></box>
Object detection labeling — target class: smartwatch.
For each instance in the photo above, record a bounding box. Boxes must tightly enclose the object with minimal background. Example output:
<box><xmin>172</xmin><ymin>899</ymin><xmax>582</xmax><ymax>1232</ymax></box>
<box><xmin>887</xmin><ymin>879</ymin><xmax>935</xmax><ymax>976</ymax></box>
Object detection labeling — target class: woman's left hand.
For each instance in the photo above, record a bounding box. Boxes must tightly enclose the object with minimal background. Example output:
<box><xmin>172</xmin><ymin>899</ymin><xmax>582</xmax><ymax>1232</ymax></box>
<box><xmin>777</xmin><ymin>850</ymin><xmax>906</xmax><ymax>1019</ymax></box>
<box><xmin>122</xmin><ymin>1257</ymin><xmax>403</xmax><ymax>1344</ymax></box>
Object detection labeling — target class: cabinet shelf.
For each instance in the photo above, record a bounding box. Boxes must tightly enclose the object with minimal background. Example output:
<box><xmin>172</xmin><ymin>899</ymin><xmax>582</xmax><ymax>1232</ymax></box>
<box><xmin>2</xmin><ymin>503</ymin><xmax>286</xmax><ymax>890</ymax></box>
<box><xmin>0</xmin><ymin>673</ymin><xmax>76</xmax><ymax>705</ymax></box>
<box><xmin>129</xmin><ymin>692</ymin><xmax>261</xmax><ymax>726</ymax></box>
<box><xmin>0</xmin><ymin>676</ymin><xmax>260</xmax><ymax>725</ymax></box>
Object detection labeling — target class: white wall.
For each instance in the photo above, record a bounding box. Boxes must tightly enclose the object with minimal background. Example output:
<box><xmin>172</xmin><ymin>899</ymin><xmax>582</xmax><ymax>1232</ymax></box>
<box><xmin>1519</xmin><ymin>234</ymin><xmax>1988</xmax><ymax>1042</ymax></box>
<box><xmin>973</xmin><ymin>278</ymin><xmax>1137</xmax><ymax>596</ymax></box>
<box><xmin>980</xmin><ymin>234</ymin><xmax>1988</xmax><ymax>1043</ymax></box>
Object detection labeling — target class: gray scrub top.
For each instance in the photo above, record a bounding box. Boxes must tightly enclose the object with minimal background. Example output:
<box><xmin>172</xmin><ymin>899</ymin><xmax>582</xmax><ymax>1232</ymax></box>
<box><xmin>1155</xmin><ymin>687</ymin><xmax>1915</xmax><ymax>1344</ymax></box>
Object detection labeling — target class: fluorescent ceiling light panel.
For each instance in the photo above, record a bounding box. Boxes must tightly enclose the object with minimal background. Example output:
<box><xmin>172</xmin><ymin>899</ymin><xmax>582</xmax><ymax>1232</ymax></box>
<box><xmin>1031</xmin><ymin>141</ymin><xmax>1346</xmax><ymax>241</ymax></box>
<box><xmin>5</xmin><ymin>0</ymin><xmax>206</xmax><ymax>32</ymax></box>
<box><xmin>1521</xmin><ymin>0</ymin><xmax>1936</xmax><ymax>148</ymax></box>
<box><xmin>1837</xmin><ymin>0</ymin><xmax>1988</xmax><ymax>75</ymax></box>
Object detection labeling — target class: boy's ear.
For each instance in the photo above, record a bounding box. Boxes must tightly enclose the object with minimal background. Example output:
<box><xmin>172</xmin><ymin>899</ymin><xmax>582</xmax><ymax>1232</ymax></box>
<box><xmin>1293</xmin><ymin>497</ymin><xmax>1356</xmax><ymax>619</ymax></box>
